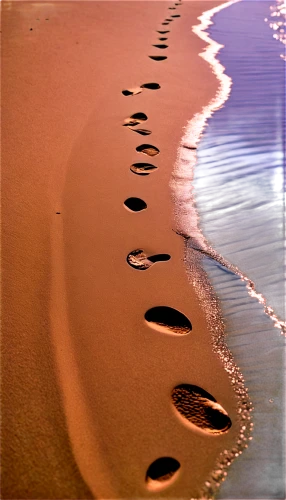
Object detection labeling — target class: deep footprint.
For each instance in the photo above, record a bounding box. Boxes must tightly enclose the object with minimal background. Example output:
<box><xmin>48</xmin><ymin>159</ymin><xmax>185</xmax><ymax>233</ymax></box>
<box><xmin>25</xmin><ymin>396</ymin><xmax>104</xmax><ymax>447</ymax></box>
<box><xmin>162</xmin><ymin>22</ymin><xmax>169</xmax><ymax>25</ymax></box>
<box><xmin>136</xmin><ymin>144</ymin><xmax>160</xmax><ymax>156</ymax></box>
<box><xmin>122</xmin><ymin>83</ymin><xmax>161</xmax><ymax>96</ymax></box>
<box><xmin>127</xmin><ymin>249</ymin><xmax>171</xmax><ymax>270</ymax></box>
<box><xmin>149</xmin><ymin>56</ymin><xmax>167</xmax><ymax>61</ymax></box>
<box><xmin>157</xmin><ymin>30</ymin><xmax>170</xmax><ymax>34</ymax></box>
<box><xmin>131</xmin><ymin>129</ymin><xmax>152</xmax><ymax>136</ymax></box>
<box><xmin>145</xmin><ymin>306</ymin><xmax>192</xmax><ymax>335</ymax></box>
<box><xmin>141</xmin><ymin>82</ymin><xmax>161</xmax><ymax>90</ymax></box>
<box><xmin>152</xmin><ymin>44</ymin><xmax>168</xmax><ymax>49</ymax></box>
<box><xmin>158</xmin><ymin>37</ymin><xmax>168</xmax><ymax>41</ymax></box>
<box><xmin>124</xmin><ymin>198</ymin><xmax>147</xmax><ymax>212</ymax></box>
<box><xmin>171</xmin><ymin>14</ymin><xmax>180</xmax><ymax>17</ymax></box>
<box><xmin>123</xmin><ymin>112</ymin><xmax>148</xmax><ymax>127</ymax></box>
<box><xmin>130</xmin><ymin>163</ymin><xmax>158</xmax><ymax>175</ymax></box>
<box><xmin>122</xmin><ymin>87</ymin><xmax>142</xmax><ymax>96</ymax></box>
<box><xmin>171</xmin><ymin>384</ymin><xmax>232</xmax><ymax>434</ymax></box>
<box><xmin>146</xmin><ymin>457</ymin><xmax>180</xmax><ymax>489</ymax></box>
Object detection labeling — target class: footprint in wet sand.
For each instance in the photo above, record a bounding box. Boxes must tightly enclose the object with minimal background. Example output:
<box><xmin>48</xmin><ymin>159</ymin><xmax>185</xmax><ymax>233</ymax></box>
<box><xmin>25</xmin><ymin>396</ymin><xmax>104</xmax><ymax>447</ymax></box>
<box><xmin>145</xmin><ymin>306</ymin><xmax>192</xmax><ymax>335</ymax></box>
<box><xmin>165</xmin><ymin>18</ymin><xmax>173</xmax><ymax>22</ymax></box>
<box><xmin>171</xmin><ymin>384</ymin><xmax>232</xmax><ymax>434</ymax></box>
<box><xmin>157</xmin><ymin>30</ymin><xmax>170</xmax><ymax>34</ymax></box>
<box><xmin>122</xmin><ymin>87</ymin><xmax>142</xmax><ymax>97</ymax></box>
<box><xmin>168</xmin><ymin>6</ymin><xmax>176</xmax><ymax>9</ymax></box>
<box><xmin>149</xmin><ymin>56</ymin><xmax>167</xmax><ymax>62</ymax></box>
<box><xmin>124</xmin><ymin>197</ymin><xmax>147</xmax><ymax>212</ymax></box>
<box><xmin>127</xmin><ymin>249</ymin><xmax>171</xmax><ymax>270</ymax></box>
<box><xmin>152</xmin><ymin>44</ymin><xmax>168</xmax><ymax>49</ymax></box>
<box><xmin>123</xmin><ymin>112</ymin><xmax>148</xmax><ymax>127</ymax></box>
<box><xmin>122</xmin><ymin>82</ymin><xmax>161</xmax><ymax>96</ymax></box>
<box><xmin>130</xmin><ymin>163</ymin><xmax>158</xmax><ymax>176</ymax></box>
<box><xmin>131</xmin><ymin>129</ymin><xmax>152</xmax><ymax>136</ymax></box>
<box><xmin>136</xmin><ymin>144</ymin><xmax>160</xmax><ymax>156</ymax></box>
<box><xmin>162</xmin><ymin>22</ymin><xmax>169</xmax><ymax>26</ymax></box>
<box><xmin>171</xmin><ymin>14</ymin><xmax>180</xmax><ymax>17</ymax></box>
<box><xmin>141</xmin><ymin>82</ymin><xmax>161</xmax><ymax>90</ymax></box>
<box><xmin>158</xmin><ymin>37</ymin><xmax>168</xmax><ymax>41</ymax></box>
<box><xmin>146</xmin><ymin>457</ymin><xmax>180</xmax><ymax>490</ymax></box>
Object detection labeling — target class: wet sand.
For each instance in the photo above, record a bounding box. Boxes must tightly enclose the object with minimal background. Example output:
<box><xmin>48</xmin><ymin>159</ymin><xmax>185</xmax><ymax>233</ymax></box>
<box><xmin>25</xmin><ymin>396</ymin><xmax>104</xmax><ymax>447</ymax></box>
<box><xmin>2</xmin><ymin>1</ymin><xmax>240</xmax><ymax>498</ymax></box>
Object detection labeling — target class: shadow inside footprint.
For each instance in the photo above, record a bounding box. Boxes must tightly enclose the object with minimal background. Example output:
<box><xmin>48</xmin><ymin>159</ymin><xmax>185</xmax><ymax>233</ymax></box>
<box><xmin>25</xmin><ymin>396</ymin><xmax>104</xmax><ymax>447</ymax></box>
<box><xmin>149</xmin><ymin>55</ymin><xmax>167</xmax><ymax>61</ymax></box>
<box><xmin>152</xmin><ymin>44</ymin><xmax>168</xmax><ymax>49</ymax></box>
<box><xmin>157</xmin><ymin>30</ymin><xmax>170</xmax><ymax>34</ymax></box>
<box><xmin>127</xmin><ymin>249</ymin><xmax>171</xmax><ymax>270</ymax></box>
<box><xmin>122</xmin><ymin>83</ymin><xmax>161</xmax><ymax>96</ymax></box>
<box><xmin>165</xmin><ymin>18</ymin><xmax>173</xmax><ymax>21</ymax></box>
<box><xmin>162</xmin><ymin>22</ymin><xmax>169</xmax><ymax>25</ymax></box>
<box><xmin>131</xmin><ymin>129</ymin><xmax>152</xmax><ymax>136</ymax></box>
<box><xmin>171</xmin><ymin>385</ymin><xmax>232</xmax><ymax>434</ymax></box>
<box><xmin>136</xmin><ymin>144</ymin><xmax>160</xmax><ymax>156</ymax></box>
<box><xmin>141</xmin><ymin>82</ymin><xmax>161</xmax><ymax>90</ymax></box>
<box><xmin>171</xmin><ymin>14</ymin><xmax>181</xmax><ymax>17</ymax></box>
<box><xmin>122</xmin><ymin>87</ymin><xmax>142</xmax><ymax>96</ymax></box>
<box><xmin>158</xmin><ymin>37</ymin><xmax>168</xmax><ymax>41</ymax></box>
<box><xmin>168</xmin><ymin>6</ymin><xmax>176</xmax><ymax>9</ymax></box>
<box><xmin>123</xmin><ymin>112</ymin><xmax>148</xmax><ymax>127</ymax></box>
<box><xmin>124</xmin><ymin>197</ymin><xmax>147</xmax><ymax>212</ymax></box>
<box><xmin>145</xmin><ymin>306</ymin><xmax>192</xmax><ymax>335</ymax></box>
<box><xmin>146</xmin><ymin>457</ymin><xmax>180</xmax><ymax>490</ymax></box>
<box><xmin>130</xmin><ymin>163</ymin><xmax>158</xmax><ymax>175</ymax></box>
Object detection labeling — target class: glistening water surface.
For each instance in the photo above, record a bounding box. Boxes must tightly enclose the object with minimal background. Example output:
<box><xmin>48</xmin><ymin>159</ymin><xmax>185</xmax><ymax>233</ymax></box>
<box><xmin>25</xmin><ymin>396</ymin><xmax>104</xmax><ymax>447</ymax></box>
<box><xmin>172</xmin><ymin>0</ymin><xmax>285</xmax><ymax>497</ymax></box>
<box><xmin>193</xmin><ymin>1</ymin><xmax>285</xmax><ymax>497</ymax></box>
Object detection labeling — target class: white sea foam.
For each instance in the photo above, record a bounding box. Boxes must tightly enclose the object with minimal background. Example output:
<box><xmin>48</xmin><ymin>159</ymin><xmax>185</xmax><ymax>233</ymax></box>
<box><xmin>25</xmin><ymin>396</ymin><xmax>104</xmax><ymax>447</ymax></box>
<box><xmin>170</xmin><ymin>0</ymin><xmax>286</xmax><ymax>498</ymax></box>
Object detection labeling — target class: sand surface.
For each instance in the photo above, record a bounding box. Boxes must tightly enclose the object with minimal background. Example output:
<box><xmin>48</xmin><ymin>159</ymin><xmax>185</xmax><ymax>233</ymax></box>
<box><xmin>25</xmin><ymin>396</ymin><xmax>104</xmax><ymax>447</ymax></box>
<box><xmin>2</xmin><ymin>1</ymin><xmax>240</xmax><ymax>498</ymax></box>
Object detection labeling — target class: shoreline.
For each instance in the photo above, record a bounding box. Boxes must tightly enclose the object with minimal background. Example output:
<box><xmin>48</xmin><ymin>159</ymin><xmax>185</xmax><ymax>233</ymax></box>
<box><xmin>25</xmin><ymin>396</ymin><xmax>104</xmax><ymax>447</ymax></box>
<box><xmin>2</xmin><ymin>1</ymin><xmax>243</xmax><ymax>498</ymax></box>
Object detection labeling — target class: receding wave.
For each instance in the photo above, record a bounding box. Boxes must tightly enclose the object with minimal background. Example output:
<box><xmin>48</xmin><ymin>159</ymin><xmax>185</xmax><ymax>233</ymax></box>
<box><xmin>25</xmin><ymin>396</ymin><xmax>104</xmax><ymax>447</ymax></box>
<box><xmin>171</xmin><ymin>1</ymin><xmax>286</xmax><ymax>498</ymax></box>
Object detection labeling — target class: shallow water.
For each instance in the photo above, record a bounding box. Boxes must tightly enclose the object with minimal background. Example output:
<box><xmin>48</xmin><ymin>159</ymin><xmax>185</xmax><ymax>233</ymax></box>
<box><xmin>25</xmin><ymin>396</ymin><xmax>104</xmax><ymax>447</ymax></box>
<box><xmin>190</xmin><ymin>1</ymin><xmax>285</xmax><ymax>497</ymax></box>
<box><xmin>173</xmin><ymin>0</ymin><xmax>285</xmax><ymax>499</ymax></box>
<box><xmin>194</xmin><ymin>0</ymin><xmax>285</xmax><ymax>322</ymax></box>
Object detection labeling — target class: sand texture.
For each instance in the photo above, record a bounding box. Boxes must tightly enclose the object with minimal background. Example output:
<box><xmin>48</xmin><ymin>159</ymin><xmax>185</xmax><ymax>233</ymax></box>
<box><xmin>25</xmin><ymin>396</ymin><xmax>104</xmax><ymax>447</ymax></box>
<box><xmin>2</xmin><ymin>1</ymin><xmax>240</xmax><ymax>498</ymax></box>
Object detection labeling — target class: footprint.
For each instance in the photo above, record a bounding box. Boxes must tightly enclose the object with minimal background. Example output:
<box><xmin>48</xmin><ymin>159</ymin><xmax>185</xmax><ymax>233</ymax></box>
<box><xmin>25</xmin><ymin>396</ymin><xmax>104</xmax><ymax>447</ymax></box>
<box><xmin>130</xmin><ymin>163</ymin><xmax>158</xmax><ymax>175</ymax></box>
<box><xmin>131</xmin><ymin>129</ymin><xmax>152</xmax><ymax>136</ymax></box>
<box><xmin>136</xmin><ymin>144</ymin><xmax>160</xmax><ymax>156</ymax></box>
<box><xmin>149</xmin><ymin>56</ymin><xmax>167</xmax><ymax>62</ymax></box>
<box><xmin>157</xmin><ymin>30</ymin><xmax>170</xmax><ymax>34</ymax></box>
<box><xmin>146</xmin><ymin>457</ymin><xmax>180</xmax><ymax>490</ymax></box>
<box><xmin>171</xmin><ymin>384</ymin><xmax>232</xmax><ymax>434</ymax></box>
<box><xmin>124</xmin><ymin>197</ymin><xmax>147</xmax><ymax>212</ymax></box>
<box><xmin>171</xmin><ymin>14</ymin><xmax>180</xmax><ymax>17</ymax></box>
<box><xmin>144</xmin><ymin>306</ymin><xmax>192</xmax><ymax>335</ymax></box>
<box><xmin>123</xmin><ymin>112</ymin><xmax>148</xmax><ymax>127</ymax></box>
<box><xmin>152</xmin><ymin>44</ymin><xmax>168</xmax><ymax>49</ymax></box>
<box><xmin>122</xmin><ymin>87</ymin><xmax>143</xmax><ymax>97</ymax></box>
<box><xmin>127</xmin><ymin>249</ymin><xmax>171</xmax><ymax>270</ymax></box>
<box><xmin>165</xmin><ymin>18</ymin><xmax>173</xmax><ymax>22</ymax></box>
<box><xmin>122</xmin><ymin>83</ymin><xmax>160</xmax><ymax>97</ymax></box>
<box><xmin>158</xmin><ymin>37</ymin><xmax>168</xmax><ymax>41</ymax></box>
<box><xmin>168</xmin><ymin>6</ymin><xmax>176</xmax><ymax>9</ymax></box>
<box><xmin>162</xmin><ymin>22</ymin><xmax>169</xmax><ymax>26</ymax></box>
<box><xmin>141</xmin><ymin>82</ymin><xmax>161</xmax><ymax>90</ymax></box>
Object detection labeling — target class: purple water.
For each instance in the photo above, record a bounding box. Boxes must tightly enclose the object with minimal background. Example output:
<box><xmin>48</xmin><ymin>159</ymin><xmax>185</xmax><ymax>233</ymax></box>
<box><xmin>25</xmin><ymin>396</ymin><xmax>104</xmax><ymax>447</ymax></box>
<box><xmin>194</xmin><ymin>1</ymin><xmax>285</xmax><ymax>497</ymax></box>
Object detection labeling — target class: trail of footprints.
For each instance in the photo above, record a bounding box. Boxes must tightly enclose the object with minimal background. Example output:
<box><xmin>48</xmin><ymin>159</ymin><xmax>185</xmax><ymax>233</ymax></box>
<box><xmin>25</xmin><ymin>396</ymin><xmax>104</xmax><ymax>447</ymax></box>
<box><xmin>121</xmin><ymin>0</ymin><xmax>232</xmax><ymax>490</ymax></box>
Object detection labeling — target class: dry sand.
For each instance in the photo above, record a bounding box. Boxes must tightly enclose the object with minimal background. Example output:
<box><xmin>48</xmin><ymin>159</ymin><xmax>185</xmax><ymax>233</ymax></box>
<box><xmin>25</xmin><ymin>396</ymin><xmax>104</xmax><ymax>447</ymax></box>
<box><xmin>2</xmin><ymin>1</ymin><xmax>239</xmax><ymax>498</ymax></box>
